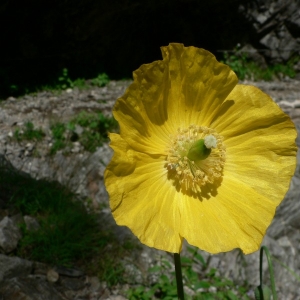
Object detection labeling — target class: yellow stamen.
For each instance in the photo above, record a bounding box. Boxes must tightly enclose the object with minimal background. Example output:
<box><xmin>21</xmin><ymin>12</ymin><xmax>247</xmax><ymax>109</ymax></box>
<box><xmin>166</xmin><ymin>125</ymin><xmax>225</xmax><ymax>193</ymax></box>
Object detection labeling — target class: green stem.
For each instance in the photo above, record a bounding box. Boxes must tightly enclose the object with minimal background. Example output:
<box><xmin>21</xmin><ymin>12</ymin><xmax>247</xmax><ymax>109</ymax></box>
<box><xmin>174</xmin><ymin>253</ymin><xmax>185</xmax><ymax>300</ymax></box>
<box><xmin>259</xmin><ymin>246</ymin><xmax>277</xmax><ymax>300</ymax></box>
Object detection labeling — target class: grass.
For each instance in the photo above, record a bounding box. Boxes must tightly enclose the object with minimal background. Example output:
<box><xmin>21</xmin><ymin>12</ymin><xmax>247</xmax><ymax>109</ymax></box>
<box><xmin>221</xmin><ymin>49</ymin><xmax>298</xmax><ymax>81</ymax></box>
<box><xmin>0</xmin><ymin>163</ymin><xmax>135</xmax><ymax>286</ymax></box>
<box><xmin>6</xmin><ymin>174</ymin><xmax>107</xmax><ymax>267</ymax></box>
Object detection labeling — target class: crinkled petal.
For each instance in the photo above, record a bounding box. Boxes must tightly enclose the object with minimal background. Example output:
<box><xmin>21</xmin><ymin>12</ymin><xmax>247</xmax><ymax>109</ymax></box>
<box><xmin>160</xmin><ymin>44</ymin><xmax>238</xmax><ymax>127</ymax></box>
<box><xmin>212</xmin><ymin>85</ymin><xmax>297</xmax><ymax>200</ymax></box>
<box><xmin>179</xmin><ymin>175</ymin><xmax>275</xmax><ymax>254</ymax></box>
<box><xmin>114</xmin><ymin>43</ymin><xmax>238</xmax><ymax>155</ymax></box>
<box><xmin>104</xmin><ymin>133</ymin><xmax>183</xmax><ymax>253</ymax></box>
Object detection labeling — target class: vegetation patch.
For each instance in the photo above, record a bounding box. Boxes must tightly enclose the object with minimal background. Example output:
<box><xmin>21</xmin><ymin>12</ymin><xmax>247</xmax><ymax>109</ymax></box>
<box><xmin>49</xmin><ymin>111</ymin><xmax>118</xmax><ymax>154</ymax></box>
<box><xmin>91</xmin><ymin>73</ymin><xmax>110</xmax><ymax>87</ymax></box>
<box><xmin>222</xmin><ymin>49</ymin><xmax>298</xmax><ymax>81</ymax></box>
<box><xmin>11</xmin><ymin>111</ymin><xmax>118</xmax><ymax>155</ymax></box>
<box><xmin>127</xmin><ymin>247</ymin><xmax>250</xmax><ymax>300</ymax></box>
<box><xmin>50</xmin><ymin>122</ymin><xmax>68</xmax><ymax>154</ymax></box>
<box><xmin>6</xmin><ymin>176</ymin><xmax>106</xmax><ymax>266</ymax></box>
<box><xmin>1</xmin><ymin>166</ymin><xmax>134</xmax><ymax>286</ymax></box>
<box><xmin>67</xmin><ymin>111</ymin><xmax>118</xmax><ymax>152</ymax></box>
<box><xmin>0</xmin><ymin>68</ymin><xmax>111</xmax><ymax>100</ymax></box>
<box><xmin>14</xmin><ymin>121</ymin><xmax>45</xmax><ymax>142</ymax></box>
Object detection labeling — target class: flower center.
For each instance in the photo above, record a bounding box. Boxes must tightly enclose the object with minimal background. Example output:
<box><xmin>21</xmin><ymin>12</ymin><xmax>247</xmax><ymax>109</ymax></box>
<box><xmin>166</xmin><ymin>125</ymin><xmax>226</xmax><ymax>193</ymax></box>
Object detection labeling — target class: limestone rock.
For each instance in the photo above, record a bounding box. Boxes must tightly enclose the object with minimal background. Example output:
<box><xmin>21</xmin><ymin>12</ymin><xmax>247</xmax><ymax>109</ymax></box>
<box><xmin>0</xmin><ymin>276</ymin><xmax>65</xmax><ymax>300</ymax></box>
<box><xmin>0</xmin><ymin>255</ymin><xmax>32</xmax><ymax>283</ymax></box>
<box><xmin>238</xmin><ymin>0</ymin><xmax>300</xmax><ymax>63</ymax></box>
<box><xmin>24</xmin><ymin>215</ymin><xmax>40</xmax><ymax>231</ymax></box>
<box><xmin>0</xmin><ymin>216</ymin><xmax>22</xmax><ymax>253</ymax></box>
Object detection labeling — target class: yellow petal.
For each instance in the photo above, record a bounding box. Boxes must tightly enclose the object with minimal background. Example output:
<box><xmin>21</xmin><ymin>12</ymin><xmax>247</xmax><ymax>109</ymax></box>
<box><xmin>113</xmin><ymin>43</ymin><xmax>238</xmax><ymax>155</ymax></box>
<box><xmin>105</xmin><ymin>133</ymin><xmax>284</xmax><ymax>254</ymax></box>
<box><xmin>105</xmin><ymin>133</ymin><xmax>183</xmax><ymax>253</ymax></box>
<box><xmin>212</xmin><ymin>85</ymin><xmax>297</xmax><ymax>201</ymax></box>
<box><xmin>179</xmin><ymin>175</ymin><xmax>275</xmax><ymax>254</ymax></box>
<box><xmin>160</xmin><ymin>44</ymin><xmax>238</xmax><ymax>127</ymax></box>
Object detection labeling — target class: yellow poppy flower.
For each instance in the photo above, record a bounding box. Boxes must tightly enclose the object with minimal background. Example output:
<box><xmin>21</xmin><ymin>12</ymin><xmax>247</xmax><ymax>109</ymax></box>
<box><xmin>104</xmin><ymin>43</ymin><xmax>297</xmax><ymax>254</ymax></box>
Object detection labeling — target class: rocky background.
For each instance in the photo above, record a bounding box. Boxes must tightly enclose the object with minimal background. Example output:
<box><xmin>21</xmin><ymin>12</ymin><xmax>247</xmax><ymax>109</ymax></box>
<box><xmin>1</xmin><ymin>0</ymin><xmax>300</xmax><ymax>299</ymax></box>
<box><xmin>1</xmin><ymin>0</ymin><xmax>300</xmax><ymax>96</ymax></box>
<box><xmin>0</xmin><ymin>78</ymin><xmax>300</xmax><ymax>299</ymax></box>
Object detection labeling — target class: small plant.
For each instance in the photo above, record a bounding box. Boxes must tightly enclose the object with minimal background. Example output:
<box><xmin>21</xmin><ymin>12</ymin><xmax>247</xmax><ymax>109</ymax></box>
<box><xmin>68</xmin><ymin>111</ymin><xmax>118</xmax><ymax>152</ymax></box>
<box><xmin>14</xmin><ymin>121</ymin><xmax>45</xmax><ymax>142</ymax></box>
<box><xmin>127</xmin><ymin>248</ymin><xmax>250</xmax><ymax>300</ymax></box>
<box><xmin>57</xmin><ymin>68</ymin><xmax>74</xmax><ymax>90</ymax></box>
<box><xmin>50</xmin><ymin>122</ymin><xmax>67</xmax><ymax>154</ymax></box>
<box><xmin>222</xmin><ymin>51</ymin><xmax>249</xmax><ymax>80</ymax></box>
<box><xmin>48</xmin><ymin>112</ymin><xmax>118</xmax><ymax>155</ymax></box>
<box><xmin>72</xmin><ymin>78</ymin><xmax>88</xmax><ymax>89</ymax></box>
<box><xmin>222</xmin><ymin>47</ymin><xmax>298</xmax><ymax>81</ymax></box>
<box><xmin>43</xmin><ymin>68</ymin><xmax>88</xmax><ymax>91</ymax></box>
<box><xmin>10</xmin><ymin>84</ymin><xmax>19</xmax><ymax>94</ymax></box>
<box><xmin>91</xmin><ymin>73</ymin><xmax>110</xmax><ymax>87</ymax></box>
<box><xmin>0</xmin><ymin>69</ymin><xmax>111</xmax><ymax>100</ymax></box>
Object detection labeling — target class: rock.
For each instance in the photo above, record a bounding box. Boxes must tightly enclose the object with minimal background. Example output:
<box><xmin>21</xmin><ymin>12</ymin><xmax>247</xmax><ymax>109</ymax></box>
<box><xmin>238</xmin><ymin>44</ymin><xmax>268</xmax><ymax>69</ymax></box>
<box><xmin>33</xmin><ymin>261</ymin><xmax>49</xmax><ymax>276</ymax></box>
<box><xmin>0</xmin><ymin>216</ymin><xmax>22</xmax><ymax>253</ymax></box>
<box><xmin>53</xmin><ymin>266</ymin><xmax>85</xmax><ymax>278</ymax></box>
<box><xmin>107</xmin><ymin>296</ymin><xmax>128</xmax><ymax>300</ymax></box>
<box><xmin>123</xmin><ymin>262</ymin><xmax>143</xmax><ymax>284</ymax></box>
<box><xmin>238</xmin><ymin>0</ymin><xmax>300</xmax><ymax>64</ymax></box>
<box><xmin>259</xmin><ymin>24</ymin><xmax>298</xmax><ymax>61</ymax></box>
<box><xmin>47</xmin><ymin>269</ymin><xmax>59</xmax><ymax>283</ymax></box>
<box><xmin>87</xmin><ymin>276</ymin><xmax>101</xmax><ymax>292</ymax></box>
<box><xmin>268</xmin><ymin>175</ymin><xmax>300</xmax><ymax>238</ymax></box>
<box><xmin>0</xmin><ymin>276</ymin><xmax>65</xmax><ymax>300</ymax></box>
<box><xmin>10</xmin><ymin>213</ymin><xmax>24</xmax><ymax>227</ymax></box>
<box><xmin>0</xmin><ymin>255</ymin><xmax>32</xmax><ymax>283</ymax></box>
<box><xmin>24</xmin><ymin>215</ymin><xmax>40</xmax><ymax>231</ymax></box>
<box><xmin>59</xmin><ymin>276</ymin><xmax>86</xmax><ymax>291</ymax></box>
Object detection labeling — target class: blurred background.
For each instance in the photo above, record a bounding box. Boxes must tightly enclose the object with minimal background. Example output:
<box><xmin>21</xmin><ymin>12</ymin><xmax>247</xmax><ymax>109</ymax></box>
<box><xmin>1</xmin><ymin>0</ymin><xmax>300</xmax><ymax>98</ymax></box>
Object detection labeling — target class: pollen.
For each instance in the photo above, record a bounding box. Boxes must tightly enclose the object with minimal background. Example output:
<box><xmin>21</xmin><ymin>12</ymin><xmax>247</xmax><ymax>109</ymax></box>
<box><xmin>166</xmin><ymin>125</ymin><xmax>226</xmax><ymax>193</ymax></box>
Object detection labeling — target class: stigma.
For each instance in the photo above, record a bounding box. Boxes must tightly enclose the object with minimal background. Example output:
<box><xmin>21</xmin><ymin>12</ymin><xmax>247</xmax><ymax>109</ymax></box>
<box><xmin>166</xmin><ymin>125</ymin><xmax>226</xmax><ymax>193</ymax></box>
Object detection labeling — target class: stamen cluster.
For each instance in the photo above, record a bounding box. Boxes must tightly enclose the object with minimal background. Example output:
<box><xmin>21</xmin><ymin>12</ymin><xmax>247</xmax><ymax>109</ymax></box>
<box><xmin>166</xmin><ymin>125</ymin><xmax>226</xmax><ymax>192</ymax></box>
